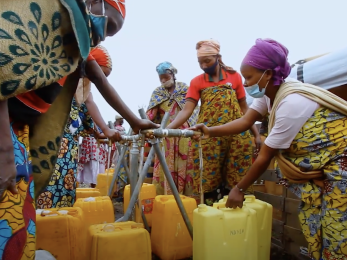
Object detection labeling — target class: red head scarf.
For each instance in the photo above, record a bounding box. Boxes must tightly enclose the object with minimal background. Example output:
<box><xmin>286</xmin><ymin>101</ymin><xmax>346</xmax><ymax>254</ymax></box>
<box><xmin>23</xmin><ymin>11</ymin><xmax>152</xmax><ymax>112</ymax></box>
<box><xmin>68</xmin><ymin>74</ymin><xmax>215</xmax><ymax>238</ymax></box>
<box><xmin>105</xmin><ymin>0</ymin><xmax>126</xmax><ymax>18</ymax></box>
<box><xmin>77</xmin><ymin>45</ymin><xmax>112</xmax><ymax>104</ymax></box>
<box><xmin>89</xmin><ymin>45</ymin><xmax>112</xmax><ymax>70</ymax></box>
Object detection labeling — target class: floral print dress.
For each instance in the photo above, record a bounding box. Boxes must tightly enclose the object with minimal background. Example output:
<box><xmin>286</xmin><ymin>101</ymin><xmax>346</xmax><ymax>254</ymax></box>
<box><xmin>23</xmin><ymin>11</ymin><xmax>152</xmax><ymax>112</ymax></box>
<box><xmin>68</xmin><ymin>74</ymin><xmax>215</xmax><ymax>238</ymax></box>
<box><xmin>36</xmin><ymin>98</ymin><xmax>94</xmax><ymax>208</ymax></box>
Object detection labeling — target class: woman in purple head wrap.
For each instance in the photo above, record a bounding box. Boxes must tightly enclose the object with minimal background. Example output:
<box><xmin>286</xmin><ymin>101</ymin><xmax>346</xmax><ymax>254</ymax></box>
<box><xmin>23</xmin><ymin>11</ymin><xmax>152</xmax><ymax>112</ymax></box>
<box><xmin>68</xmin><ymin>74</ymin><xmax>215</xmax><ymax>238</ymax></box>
<box><xmin>191</xmin><ymin>38</ymin><xmax>347</xmax><ymax>260</ymax></box>
<box><xmin>241</xmin><ymin>38</ymin><xmax>291</xmax><ymax>86</ymax></box>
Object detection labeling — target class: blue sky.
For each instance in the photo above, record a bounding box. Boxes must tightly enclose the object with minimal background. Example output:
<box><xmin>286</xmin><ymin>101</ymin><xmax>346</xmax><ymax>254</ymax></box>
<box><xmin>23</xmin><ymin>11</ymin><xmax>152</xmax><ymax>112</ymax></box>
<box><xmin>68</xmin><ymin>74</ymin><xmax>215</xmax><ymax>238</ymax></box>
<box><xmin>92</xmin><ymin>0</ymin><xmax>347</xmax><ymax>130</ymax></box>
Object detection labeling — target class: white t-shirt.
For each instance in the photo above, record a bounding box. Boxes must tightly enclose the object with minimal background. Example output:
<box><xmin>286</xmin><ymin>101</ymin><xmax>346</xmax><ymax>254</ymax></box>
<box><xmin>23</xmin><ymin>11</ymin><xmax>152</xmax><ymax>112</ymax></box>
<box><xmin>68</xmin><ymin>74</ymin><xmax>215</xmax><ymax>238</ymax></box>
<box><xmin>250</xmin><ymin>93</ymin><xmax>319</xmax><ymax>149</ymax></box>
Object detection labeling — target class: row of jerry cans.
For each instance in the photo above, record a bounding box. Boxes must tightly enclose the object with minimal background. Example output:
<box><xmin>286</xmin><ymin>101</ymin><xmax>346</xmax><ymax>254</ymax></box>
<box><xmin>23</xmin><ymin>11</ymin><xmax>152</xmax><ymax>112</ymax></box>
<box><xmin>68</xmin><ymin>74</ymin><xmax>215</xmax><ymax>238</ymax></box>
<box><xmin>36</xmin><ymin>196</ymin><xmax>151</xmax><ymax>260</ymax></box>
<box><xmin>124</xmin><ymin>183</ymin><xmax>196</xmax><ymax>259</ymax></box>
<box><xmin>123</xmin><ymin>184</ymin><xmax>273</xmax><ymax>260</ymax></box>
<box><xmin>37</xmin><ymin>182</ymin><xmax>272</xmax><ymax>260</ymax></box>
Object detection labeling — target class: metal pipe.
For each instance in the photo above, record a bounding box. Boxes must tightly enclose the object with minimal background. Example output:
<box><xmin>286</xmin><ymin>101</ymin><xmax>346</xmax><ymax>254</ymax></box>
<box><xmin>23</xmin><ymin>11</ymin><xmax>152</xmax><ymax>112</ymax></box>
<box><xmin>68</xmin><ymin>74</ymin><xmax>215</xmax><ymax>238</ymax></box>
<box><xmin>101</xmin><ymin>128</ymin><xmax>201</xmax><ymax>143</ymax></box>
<box><xmin>138</xmin><ymin>108</ymin><xmax>147</xmax><ymax>175</ymax></box>
<box><xmin>116</xmin><ymin>143</ymin><xmax>130</xmax><ymax>177</ymax></box>
<box><xmin>141</xmin><ymin>129</ymin><xmax>201</xmax><ymax>139</ymax></box>
<box><xmin>160</xmin><ymin>112</ymin><xmax>170</xmax><ymax>128</ymax></box>
<box><xmin>107</xmin><ymin>127</ymin><xmax>133</xmax><ymax>197</ymax></box>
<box><xmin>117</xmin><ymin>142</ymin><xmax>156</xmax><ymax>223</ymax></box>
<box><xmin>107</xmin><ymin>121</ymin><xmax>114</xmax><ymax>170</ymax></box>
<box><xmin>129</xmin><ymin>139</ymin><xmax>139</xmax><ymax>222</ymax></box>
<box><xmin>140</xmin><ymin>205</ymin><xmax>150</xmax><ymax>232</ymax></box>
<box><xmin>138</xmin><ymin>108</ymin><xmax>148</xmax><ymax>120</ymax></box>
<box><xmin>129</xmin><ymin>139</ymin><xmax>139</xmax><ymax>195</ymax></box>
<box><xmin>107</xmin><ymin>144</ymin><xmax>128</xmax><ymax>197</ymax></box>
<box><xmin>118</xmin><ymin>112</ymin><xmax>170</xmax><ymax>223</ymax></box>
<box><xmin>152</xmin><ymin>142</ymin><xmax>193</xmax><ymax>239</ymax></box>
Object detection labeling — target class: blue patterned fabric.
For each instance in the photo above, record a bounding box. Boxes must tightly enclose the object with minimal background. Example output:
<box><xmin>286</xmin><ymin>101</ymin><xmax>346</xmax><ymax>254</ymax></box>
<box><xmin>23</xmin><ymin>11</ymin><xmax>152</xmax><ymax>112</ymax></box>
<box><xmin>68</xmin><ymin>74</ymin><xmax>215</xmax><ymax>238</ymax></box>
<box><xmin>147</xmin><ymin>82</ymin><xmax>199</xmax><ymax>127</ymax></box>
<box><xmin>156</xmin><ymin>61</ymin><xmax>177</xmax><ymax>75</ymax></box>
<box><xmin>36</xmin><ymin>98</ymin><xmax>94</xmax><ymax>208</ymax></box>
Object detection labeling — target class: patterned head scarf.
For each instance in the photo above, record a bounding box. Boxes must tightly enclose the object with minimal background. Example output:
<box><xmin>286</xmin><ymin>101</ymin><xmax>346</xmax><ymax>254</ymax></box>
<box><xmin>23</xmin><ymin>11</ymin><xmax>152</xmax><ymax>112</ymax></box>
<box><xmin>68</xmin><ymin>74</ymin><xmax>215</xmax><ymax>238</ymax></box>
<box><xmin>156</xmin><ymin>62</ymin><xmax>177</xmax><ymax>75</ymax></box>
<box><xmin>89</xmin><ymin>45</ymin><xmax>112</xmax><ymax>70</ymax></box>
<box><xmin>196</xmin><ymin>39</ymin><xmax>235</xmax><ymax>73</ymax></box>
<box><xmin>105</xmin><ymin>0</ymin><xmax>126</xmax><ymax>18</ymax></box>
<box><xmin>242</xmin><ymin>38</ymin><xmax>291</xmax><ymax>86</ymax></box>
<box><xmin>75</xmin><ymin>45</ymin><xmax>112</xmax><ymax>105</ymax></box>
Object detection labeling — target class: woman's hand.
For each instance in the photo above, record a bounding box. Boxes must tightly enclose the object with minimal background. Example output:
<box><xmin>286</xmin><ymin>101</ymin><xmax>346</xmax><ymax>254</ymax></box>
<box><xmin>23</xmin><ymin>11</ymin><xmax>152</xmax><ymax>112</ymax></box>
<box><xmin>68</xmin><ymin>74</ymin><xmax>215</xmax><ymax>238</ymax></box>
<box><xmin>0</xmin><ymin>153</ymin><xmax>18</xmax><ymax>201</ymax></box>
<box><xmin>189</xmin><ymin>124</ymin><xmax>210</xmax><ymax>140</ymax></box>
<box><xmin>225</xmin><ymin>187</ymin><xmax>244</xmax><ymax>209</ymax></box>
<box><xmin>132</xmin><ymin>119</ymin><xmax>159</xmax><ymax>134</ymax></box>
<box><xmin>254</xmin><ymin>134</ymin><xmax>262</xmax><ymax>153</ymax></box>
<box><xmin>104</xmin><ymin>128</ymin><xmax>122</xmax><ymax>143</ymax></box>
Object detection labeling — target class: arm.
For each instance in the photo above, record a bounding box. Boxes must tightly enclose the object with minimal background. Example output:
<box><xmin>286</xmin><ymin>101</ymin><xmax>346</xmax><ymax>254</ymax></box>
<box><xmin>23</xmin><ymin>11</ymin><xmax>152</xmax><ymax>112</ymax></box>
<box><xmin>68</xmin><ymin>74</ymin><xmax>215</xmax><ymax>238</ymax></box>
<box><xmin>0</xmin><ymin>100</ymin><xmax>18</xmax><ymax>199</ymax></box>
<box><xmin>166</xmin><ymin>99</ymin><xmax>197</xmax><ymax>129</ymax></box>
<box><xmin>238</xmin><ymin>98</ymin><xmax>262</xmax><ymax>150</ymax></box>
<box><xmin>85</xmin><ymin>93</ymin><xmax>121</xmax><ymax>142</ymax></box>
<box><xmin>206</xmin><ymin>108</ymin><xmax>262</xmax><ymax>138</ymax></box>
<box><xmin>85</xmin><ymin>60</ymin><xmax>158</xmax><ymax>132</ymax></box>
<box><xmin>85</xmin><ymin>93</ymin><xmax>108</xmax><ymax>132</ymax></box>
<box><xmin>226</xmin><ymin>144</ymin><xmax>278</xmax><ymax>208</ymax></box>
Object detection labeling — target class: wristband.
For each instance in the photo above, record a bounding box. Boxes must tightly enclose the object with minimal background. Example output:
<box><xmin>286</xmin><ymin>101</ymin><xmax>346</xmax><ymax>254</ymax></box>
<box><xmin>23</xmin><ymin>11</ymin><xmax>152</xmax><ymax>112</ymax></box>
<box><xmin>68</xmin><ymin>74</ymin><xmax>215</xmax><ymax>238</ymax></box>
<box><xmin>235</xmin><ymin>184</ymin><xmax>244</xmax><ymax>193</ymax></box>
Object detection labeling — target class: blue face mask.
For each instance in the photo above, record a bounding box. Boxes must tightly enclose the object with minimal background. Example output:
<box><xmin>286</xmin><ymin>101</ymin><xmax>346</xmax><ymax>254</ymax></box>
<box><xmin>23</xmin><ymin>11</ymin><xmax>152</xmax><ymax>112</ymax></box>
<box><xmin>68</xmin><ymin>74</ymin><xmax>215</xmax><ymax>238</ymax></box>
<box><xmin>89</xmin><ymin>0</ymin><xmax>108</xmax><ymax>46</ymax></box>
<box><xmin>245</xmin><ymin>70</ymin><xmax>269</xmax><ymax>98</ymax></box>
<box><xmin>203</xmin><ymin>59</ymin><xmax>218</xmax><ymax>75</ymax></box>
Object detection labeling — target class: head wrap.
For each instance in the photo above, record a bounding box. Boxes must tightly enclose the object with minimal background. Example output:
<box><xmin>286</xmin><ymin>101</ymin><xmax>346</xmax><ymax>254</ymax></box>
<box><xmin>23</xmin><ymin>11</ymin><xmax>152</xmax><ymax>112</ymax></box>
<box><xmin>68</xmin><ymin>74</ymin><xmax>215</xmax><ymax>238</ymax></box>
<box><xmin>196</xmin><ymin>39</ymin><xmax>235</xmax><ymax>73</ymax></box>
<box><xmin>105</xmin><ymin>0</ymin><xmax>126</xmax><ymax>18</ymax></box>
<box><xmin>156</xmin><ymin>62</ymin><xmax>177</xmax><ymax>75</ymax></box>
<box><xmin>75</xmin><ymin>45</ymin><xmax>112</xmax><ymax>105</ymax></box>
<box><xmin>115</xmin><ymin>114</ymin><xmax>123</xmax><ymax>120</ymax></box>
<box><xmin>89</xmin><ymin>45</ymin><xmax>113</xmax><ymax>70</ymax></box>
<box><xmin>242</xmin><ymin>38</ymin><xmax>291</xmax><ymax>85</ymax></box>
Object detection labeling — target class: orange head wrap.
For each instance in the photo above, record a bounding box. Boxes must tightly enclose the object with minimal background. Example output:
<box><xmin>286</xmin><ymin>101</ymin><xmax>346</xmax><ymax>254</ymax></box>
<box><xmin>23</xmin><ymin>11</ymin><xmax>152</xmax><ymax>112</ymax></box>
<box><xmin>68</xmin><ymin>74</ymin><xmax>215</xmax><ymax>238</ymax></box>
<box><xmin>75</xmin><ymin>45</ymin><xmax>112</xmax><ymax>105</ymax></box>
<box><xmin>196</xmin><ymin>39</ymin><xmax>220</xmax><ymax>57</ymax></box>
<box><xmin>105</xmin><ymin>0</ymin><xmax>126</xmax><ymax>19</ymax></box>
<box><xmin>196</xmin><ymin>39</ymin><xmax>235</xmax><ymax>73</ymax></box>
<box><xmin>89</xmin><ymin>45</ymin><xmax>112</xmax><ymax>70</ymax></box>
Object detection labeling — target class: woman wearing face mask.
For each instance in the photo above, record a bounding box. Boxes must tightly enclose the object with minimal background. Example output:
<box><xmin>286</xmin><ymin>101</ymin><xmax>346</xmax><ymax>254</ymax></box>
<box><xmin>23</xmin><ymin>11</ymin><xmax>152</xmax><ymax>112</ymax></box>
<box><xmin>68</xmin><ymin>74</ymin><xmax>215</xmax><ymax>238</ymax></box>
<box><xmin>146</xmin><ymin>62</ymin><xmax>199</xmax><ymax>195</ymax></box>
<box><xmin>167</xmin><ymin>40</ymin><xmax>261</xmax><ymax>205</ymax></box>
<box><xmin>191</xmin><ymin>38</ymin><xmax>347</xmax><ymax>260</ymax></box>
<box><xmin>0</xmin><ymin>1</ymin><xmax>159</xmax><ymax>258</ymax></box>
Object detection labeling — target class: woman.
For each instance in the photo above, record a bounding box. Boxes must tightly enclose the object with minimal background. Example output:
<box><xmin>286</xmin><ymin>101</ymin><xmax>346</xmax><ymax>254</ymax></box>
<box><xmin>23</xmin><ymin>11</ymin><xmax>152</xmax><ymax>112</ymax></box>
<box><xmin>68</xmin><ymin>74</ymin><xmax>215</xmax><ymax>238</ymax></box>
<box><xmin>167</xmin><ymin>40</ymin><xmax>261</xmax><ymax>205</ymax></box>
<box><xmin>36</xmin><ymin>45</ymin><xmax>116</xmax><ymax>208</ymax></box>
<box><xmin>77</xmin><ymin>125</ymin><xmax>109</xmax><ymax>188</ymax></box>
<box><xmin>107</xmin><ymin>114</ymin><xmax>126</xmax><ymax>167</ymax></box>
<box><xmin>192</xmin><ymin>38</ymin><xmax>347</xmax><ymax>260</ymax></box>
<box><xmin>147</xmin><ymin>61</ymin><xmax>199</xmax><ymax>195</ymax></box>
<box><xmin>0</xmin><ymin>1</ymin><xmax>157</xmax><ymax>258</ymax></box>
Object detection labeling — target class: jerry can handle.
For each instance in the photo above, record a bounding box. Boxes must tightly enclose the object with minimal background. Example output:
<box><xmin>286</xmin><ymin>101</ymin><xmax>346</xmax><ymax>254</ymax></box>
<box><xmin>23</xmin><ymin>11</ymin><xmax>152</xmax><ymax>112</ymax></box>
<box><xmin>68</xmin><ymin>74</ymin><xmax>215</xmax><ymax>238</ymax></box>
<box><xmin>40</xmin><ymin>210</ymin><xmax>60</xmax><ymax>217</ymax></box>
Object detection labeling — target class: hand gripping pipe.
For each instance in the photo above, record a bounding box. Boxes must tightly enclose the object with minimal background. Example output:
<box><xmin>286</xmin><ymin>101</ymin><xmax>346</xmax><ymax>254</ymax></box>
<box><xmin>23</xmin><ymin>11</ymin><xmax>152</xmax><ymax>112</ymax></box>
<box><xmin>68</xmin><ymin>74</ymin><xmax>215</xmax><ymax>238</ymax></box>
<box><xmin>118</xmin><ymin>111</ymin><xmax>194</xmax><ymax>239</ymax></box>
<box><xmin>117</xmin><ymin>112</ymin><xmax>170</xmax><ymax>223</ymax></box>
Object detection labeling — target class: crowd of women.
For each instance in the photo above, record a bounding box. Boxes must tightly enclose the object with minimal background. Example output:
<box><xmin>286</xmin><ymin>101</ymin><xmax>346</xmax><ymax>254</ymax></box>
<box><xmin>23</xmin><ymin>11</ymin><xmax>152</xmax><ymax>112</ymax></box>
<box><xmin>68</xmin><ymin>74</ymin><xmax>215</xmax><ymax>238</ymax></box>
<box><xmin>0</xmin><ymin>0</ymin><xmax>347</xmax><ymax>259</ymax></box>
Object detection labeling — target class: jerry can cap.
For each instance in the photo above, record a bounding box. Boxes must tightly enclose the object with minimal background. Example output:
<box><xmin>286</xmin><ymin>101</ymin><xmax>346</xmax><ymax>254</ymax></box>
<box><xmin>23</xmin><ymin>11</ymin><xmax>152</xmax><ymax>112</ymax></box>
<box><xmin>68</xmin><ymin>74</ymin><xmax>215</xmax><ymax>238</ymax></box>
<box><xmin>198</xmin><ymin>204</ymin><xmax>208</xmax><ymax>212</ymax></box>
<box><xmin>84</xmin><ymin>197</ymin><xmax>96</xmax><ymax>202</ymax></box>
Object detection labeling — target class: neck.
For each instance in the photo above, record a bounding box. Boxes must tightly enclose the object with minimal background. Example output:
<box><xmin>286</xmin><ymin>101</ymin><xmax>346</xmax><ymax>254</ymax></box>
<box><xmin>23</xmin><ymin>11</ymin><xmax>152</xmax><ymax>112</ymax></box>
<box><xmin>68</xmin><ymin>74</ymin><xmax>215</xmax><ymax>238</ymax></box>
<box><xmin>265</xmin><ymin>80</ymin><xmax>278</xmax><ymax>105</ymax></box>
<box><xmin>210</xmin><ymin>64</ymin><xmax>221</xmax><ymax>82</ymax></box>
<box><xmin>166</xmin><ymin>82</ymin><xmax>176</xmax><ymax>94</ymax></box>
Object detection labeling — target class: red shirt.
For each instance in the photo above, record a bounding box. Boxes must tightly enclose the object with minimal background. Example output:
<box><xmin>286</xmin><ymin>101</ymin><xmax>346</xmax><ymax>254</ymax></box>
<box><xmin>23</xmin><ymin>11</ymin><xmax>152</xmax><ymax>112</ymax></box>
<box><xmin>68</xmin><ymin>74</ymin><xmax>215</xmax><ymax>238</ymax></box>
<box><xmin>186</xmin><ymin>69</ymin><xmax>246</xmax><ymax>101</ymax></box>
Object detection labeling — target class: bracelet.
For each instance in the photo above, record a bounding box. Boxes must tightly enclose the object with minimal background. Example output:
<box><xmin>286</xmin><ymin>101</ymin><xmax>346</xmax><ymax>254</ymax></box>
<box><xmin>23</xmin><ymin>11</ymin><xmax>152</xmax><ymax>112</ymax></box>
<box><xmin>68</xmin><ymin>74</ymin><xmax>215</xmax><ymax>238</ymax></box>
<box><xmin>235</xmin><ymin>184</ymin><xmax>244</xmax><ymax>193</ymax></box>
